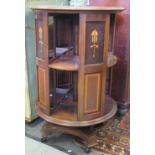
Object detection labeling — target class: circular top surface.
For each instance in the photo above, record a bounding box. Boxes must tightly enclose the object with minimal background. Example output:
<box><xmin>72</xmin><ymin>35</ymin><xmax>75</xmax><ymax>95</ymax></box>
<box><xmin>30</xmin><ymin>5</ymin><xmax>125</xmax><ymax>12</ymax></box>
<box><xmin>36</xmin><ymin>96</ymin><xmax>117</xmax><ymax>127</ymax></box>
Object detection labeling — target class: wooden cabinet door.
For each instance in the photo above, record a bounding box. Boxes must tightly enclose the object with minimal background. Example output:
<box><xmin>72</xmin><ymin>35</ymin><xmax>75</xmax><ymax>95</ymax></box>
<box><xmin>35</xmin><ymin>11</ymin><xmax>50</xmax><ymax>115</ymax></box>
<box><xmin>78</xmin><ymin>14</ymin><xmax>110</xmax><ymax>120</ymax></box>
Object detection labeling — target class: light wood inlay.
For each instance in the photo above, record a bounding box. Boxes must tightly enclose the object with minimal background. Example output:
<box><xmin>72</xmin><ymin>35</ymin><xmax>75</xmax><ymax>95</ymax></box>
<box><xmin>84</xmin><ymin>73</ymin><xmax>101</xmax><ymax>114</ymax></box>
<box><xmin>38</xmin><ymin>67</ymin><xmax>46</xmax><ymax>106</ymax></box>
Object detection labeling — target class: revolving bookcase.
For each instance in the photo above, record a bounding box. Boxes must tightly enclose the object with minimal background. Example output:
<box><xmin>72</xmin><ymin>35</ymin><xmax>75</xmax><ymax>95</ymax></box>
<box><xmin>31</xmin><ymin>5</ymin><xmax>124</xmax><ymax>152</ymax></box>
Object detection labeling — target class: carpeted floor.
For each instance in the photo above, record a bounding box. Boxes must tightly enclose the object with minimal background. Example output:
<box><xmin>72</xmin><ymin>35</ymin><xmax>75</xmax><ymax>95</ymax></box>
<box><xmin>93</xmin><ymin>112</ymin><xmax>130</xmax><ymax>155</ymax></box>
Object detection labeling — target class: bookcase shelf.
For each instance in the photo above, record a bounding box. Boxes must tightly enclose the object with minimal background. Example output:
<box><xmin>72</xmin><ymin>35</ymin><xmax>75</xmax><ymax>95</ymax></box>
<box><xmin>49</xmin><ymin>55</ymin><xmax>79</xmax><ymax>71</ymax></box>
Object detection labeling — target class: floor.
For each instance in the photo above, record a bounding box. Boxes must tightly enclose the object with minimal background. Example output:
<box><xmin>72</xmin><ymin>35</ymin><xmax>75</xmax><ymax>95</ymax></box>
<box><xmin>26</xmin><ymin>136</ymin><xmax>69</xmax><ymax>155</ymax></box>
<box><xmin>25</xmin><ymin>118</ymin><xmax>99</xmax><ymax>155</ymax></box>
<box><xmin>25</xmin><ymin>112</ymin><xmax>130</xmax><ymax>155</ymax></box>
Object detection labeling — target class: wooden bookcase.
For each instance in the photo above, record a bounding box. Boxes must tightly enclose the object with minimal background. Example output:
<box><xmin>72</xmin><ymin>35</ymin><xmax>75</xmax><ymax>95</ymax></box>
<box><xmin>31</xmin><ymin>5</ymin><xmax>124</xmax><ymax>151</ymax></box>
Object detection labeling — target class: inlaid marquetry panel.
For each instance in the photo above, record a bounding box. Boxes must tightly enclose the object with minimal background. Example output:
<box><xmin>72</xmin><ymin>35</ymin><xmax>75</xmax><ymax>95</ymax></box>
<box><xmin>84</xmin><ymin>73</ymin><xmax>101</xmax><ymax>114</ymax></box>
<box><xmin>38</xmin><ymin>67</ymin><xmax>46</xmax><ymax>106</ymax></box>
<box><xmin>85</xmin><ymin>21</ymin><xmax>105</xmax><ymax>64</ymax></box>
<box><xmin>35</xmin><ymin>13</ymin><xmax>44</xmax><ymax>59</ymax></box>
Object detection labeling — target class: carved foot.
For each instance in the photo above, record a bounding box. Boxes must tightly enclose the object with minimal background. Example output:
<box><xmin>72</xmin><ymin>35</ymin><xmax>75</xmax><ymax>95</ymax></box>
<box><xmin>84</xmin><ymin>147</ymin><xmax>91</xmax><ymax>153</ymax></box>
<box><xmin>117</xmin><ymin>102</ymin><xmax>130</xmax><ymax>116</ymax></box>
<box><xmin>41</xmin><ymin>136</ymin><xmax>47</xmax><ymax>142</ymax></box>
<box><xmin>40</xmin><ymin>122</ymin><xmax>53</xmax><ymax>142</ymax></box>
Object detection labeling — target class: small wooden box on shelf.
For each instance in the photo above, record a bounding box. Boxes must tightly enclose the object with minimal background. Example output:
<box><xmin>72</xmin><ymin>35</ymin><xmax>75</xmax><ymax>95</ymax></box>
<box><xmin>31</xmin><ymin>5</ymin><xmax>124</xmax><ymax>152</ymax></box>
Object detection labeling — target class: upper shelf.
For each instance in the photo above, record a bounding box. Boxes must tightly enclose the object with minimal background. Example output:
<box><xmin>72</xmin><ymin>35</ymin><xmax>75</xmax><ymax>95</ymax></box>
<box><xmin>49</xmin><ymin>55</ymin><xmax>79</xmax><ymax>71</ymax></box>
<box><xmin>49</xmin><ymin>52</ymin><xmax>118</xmax><ymax>71</ymax></box>
<box><xmin>30</xmin><ymin>5</ymin><xmax>125</xmax><ymax>13</ymax></box>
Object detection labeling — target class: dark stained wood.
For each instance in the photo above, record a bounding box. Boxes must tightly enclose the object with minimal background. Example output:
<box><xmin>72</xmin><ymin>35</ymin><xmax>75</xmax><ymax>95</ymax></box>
<box><xmin>49</xmin><ymin>87</ymin><xmax>72</xmax><ymax>107</ymax></box>
<box><xmin>109</xmin><ymin>14</ymin><xmax>116</xmax><ymax>53</ymax></box>
<box><xmin>73</xmin><ymin>15</ymin><xmax>79</xmax><ymax>55</ymax></box>
<box><xmin>56</xmin><ymin>71</ymin><xmax>73</xmax><ymax>89</ymax></box>
<box><xmin>85</xmin><ymin>20</ymin><xmax>105</xmax><ymax>64</ymax></box>
<box><xmin>55</xmin><ymin>15</ymin><xmax>74</xmax><ymax>47</ymax></box>
<box><xmin>73</xmin><ymin>71</ymin><xmax>78</xmax><ymax>101</ymax></box>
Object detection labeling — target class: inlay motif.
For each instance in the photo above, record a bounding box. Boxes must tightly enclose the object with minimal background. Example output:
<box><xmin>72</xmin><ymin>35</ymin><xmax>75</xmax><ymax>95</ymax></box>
<box><xmin>38</xmin><ymin>26</ymin><xmax>43</xmax><ymax>52</ymax></box>
<box><xmin>90</xmin><ymin>29</ymin><xmax>99</xmax><ymax>58</ymax></box>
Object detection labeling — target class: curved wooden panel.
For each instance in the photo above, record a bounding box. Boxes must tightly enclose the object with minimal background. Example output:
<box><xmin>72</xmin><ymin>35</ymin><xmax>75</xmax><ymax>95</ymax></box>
<box><xmin>78</xmin><ymin>13</ymin><xmax>110</xmax><ymax>121</ymax></box>
<box><xmin>36</xmin><ymin>96</ymin><xmax>117</xmax><ymax>127</ymax></box>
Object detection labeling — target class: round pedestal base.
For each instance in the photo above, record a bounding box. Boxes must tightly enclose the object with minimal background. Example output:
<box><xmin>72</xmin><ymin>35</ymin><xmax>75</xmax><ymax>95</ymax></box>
<box><xmin>36</xmin><ymin>96</ymin><xmax>117</xmax><ymax>127</ymax></box>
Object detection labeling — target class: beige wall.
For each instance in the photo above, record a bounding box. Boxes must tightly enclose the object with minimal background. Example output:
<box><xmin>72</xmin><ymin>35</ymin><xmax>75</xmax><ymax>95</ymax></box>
<box><xmin>25</xmin><ymin>59</ymin><xmax>32</xmax><ymax>122</ymax></box>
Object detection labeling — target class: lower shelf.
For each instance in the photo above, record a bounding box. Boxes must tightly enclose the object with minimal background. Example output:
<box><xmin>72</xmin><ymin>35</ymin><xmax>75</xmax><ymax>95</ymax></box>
<box><xmin>52</xmin><ymin>98</ymin><xmax>77</xmax><ymax>121</ymax></box>
<box><xmin>36</xmin><ymin>96</ymin><xmax>117</xmax><ymax>127</ymax></box>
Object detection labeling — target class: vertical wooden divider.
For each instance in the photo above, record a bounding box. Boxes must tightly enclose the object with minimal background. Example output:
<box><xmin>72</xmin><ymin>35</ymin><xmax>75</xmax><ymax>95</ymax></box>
<box><xmin>35</xmin><ymin>11</ymin><xmax>51</xmax><ymax>115</ymax></box>
<box><xmin>78</xmin><ymin>14</ymin><xmax>110</xmax><ymax>121</ymax></box>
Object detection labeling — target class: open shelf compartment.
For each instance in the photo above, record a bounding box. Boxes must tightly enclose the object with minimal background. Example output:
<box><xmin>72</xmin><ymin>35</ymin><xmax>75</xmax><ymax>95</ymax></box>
<box><xmin>51</xmin><ymin>90</ymin><xmax>78</xmax><ymax>121</ymax></box>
